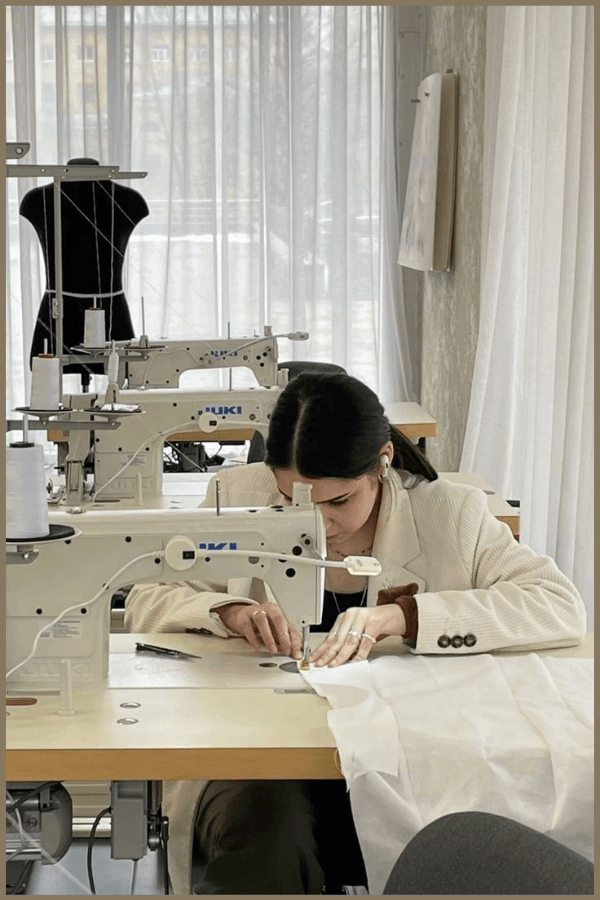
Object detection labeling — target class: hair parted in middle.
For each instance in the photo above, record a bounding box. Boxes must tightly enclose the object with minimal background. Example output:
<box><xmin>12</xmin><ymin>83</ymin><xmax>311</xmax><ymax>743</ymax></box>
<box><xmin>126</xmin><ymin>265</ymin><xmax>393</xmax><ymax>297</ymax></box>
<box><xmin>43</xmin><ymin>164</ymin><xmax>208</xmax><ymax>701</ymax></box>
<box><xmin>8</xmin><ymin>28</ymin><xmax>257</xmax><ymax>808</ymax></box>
<box><xmin>264</xmin><ymin>372</ymin><xmax>437</xmax><ymax>483</ymax></box>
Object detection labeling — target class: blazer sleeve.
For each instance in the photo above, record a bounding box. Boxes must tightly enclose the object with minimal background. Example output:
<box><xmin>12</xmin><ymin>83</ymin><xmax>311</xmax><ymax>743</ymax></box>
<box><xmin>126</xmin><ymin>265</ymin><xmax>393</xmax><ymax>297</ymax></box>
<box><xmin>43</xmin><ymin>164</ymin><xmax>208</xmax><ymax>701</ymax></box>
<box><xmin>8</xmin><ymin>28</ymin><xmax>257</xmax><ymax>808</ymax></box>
<box><xmin>412</xmin><ymin>488</ymin><xmax>587</xmax><ymax>654</ymax></box>
<box><xmin>123</xmin><ymin>470</ymin><xmax>270</xmax><ymax>636</ymax></box>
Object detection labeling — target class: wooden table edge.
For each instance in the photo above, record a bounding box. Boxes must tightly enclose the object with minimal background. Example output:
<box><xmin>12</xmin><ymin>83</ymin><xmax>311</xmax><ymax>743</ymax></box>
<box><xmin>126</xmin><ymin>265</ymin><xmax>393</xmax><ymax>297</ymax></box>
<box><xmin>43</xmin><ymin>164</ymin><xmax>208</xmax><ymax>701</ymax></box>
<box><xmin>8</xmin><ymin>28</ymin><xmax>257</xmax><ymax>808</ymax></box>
<box><xmin>6</xmin><ymin>747</ymin><xmax>342</xmax><ymax>781</ymax></box>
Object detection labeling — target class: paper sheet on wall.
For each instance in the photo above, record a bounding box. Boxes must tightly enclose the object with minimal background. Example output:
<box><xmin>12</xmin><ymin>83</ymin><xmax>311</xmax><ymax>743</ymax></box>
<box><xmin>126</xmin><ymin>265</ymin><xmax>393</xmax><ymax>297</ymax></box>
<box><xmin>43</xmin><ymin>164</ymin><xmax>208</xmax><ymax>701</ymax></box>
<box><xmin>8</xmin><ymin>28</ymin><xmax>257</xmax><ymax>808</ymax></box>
<box><xmin>302</xmin><ymin>653</ymin><xmax>594</xmax><ymax>895</ymax></box>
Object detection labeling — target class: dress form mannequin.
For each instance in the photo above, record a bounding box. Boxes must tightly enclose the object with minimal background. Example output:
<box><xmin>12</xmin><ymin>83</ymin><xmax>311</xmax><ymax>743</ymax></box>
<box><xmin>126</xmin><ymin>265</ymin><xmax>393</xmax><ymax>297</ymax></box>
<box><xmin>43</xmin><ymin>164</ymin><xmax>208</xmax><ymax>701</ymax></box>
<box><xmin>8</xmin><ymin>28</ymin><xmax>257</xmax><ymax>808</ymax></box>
<box><xmin>20</xmin><ymin>157</ymin><xmax>149</xmax><ymax>385</ymax></box>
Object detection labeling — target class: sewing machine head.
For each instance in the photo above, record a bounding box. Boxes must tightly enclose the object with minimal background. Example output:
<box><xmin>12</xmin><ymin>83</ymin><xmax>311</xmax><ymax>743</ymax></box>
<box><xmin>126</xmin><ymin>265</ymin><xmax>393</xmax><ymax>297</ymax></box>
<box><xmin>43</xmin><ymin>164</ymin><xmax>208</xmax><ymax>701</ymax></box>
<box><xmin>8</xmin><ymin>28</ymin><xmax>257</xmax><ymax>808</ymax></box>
<box><xmin>58</xmin><ymin>386</ymin><xmax>283</xmax><ymax>505</ymax></box>
<box><xmin>69</xmin><ymin>328</ymin><xmax>309</xmax><ymax>389</ymax></box>
<box><xmin>6</xmin><ymin>500</ymin><xmax>328</xmax><ymax>692</ymax></box>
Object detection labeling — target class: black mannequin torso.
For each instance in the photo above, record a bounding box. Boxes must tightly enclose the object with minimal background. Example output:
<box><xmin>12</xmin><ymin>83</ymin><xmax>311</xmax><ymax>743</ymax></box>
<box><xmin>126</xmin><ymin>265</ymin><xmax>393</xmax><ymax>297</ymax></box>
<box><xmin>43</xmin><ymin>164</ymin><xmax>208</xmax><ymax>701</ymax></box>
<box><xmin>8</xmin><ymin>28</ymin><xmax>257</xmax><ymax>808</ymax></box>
<box><xmin>20</xmin><ymin>158</ymin><xmax>149</xmax><ymax>377</ymax></box>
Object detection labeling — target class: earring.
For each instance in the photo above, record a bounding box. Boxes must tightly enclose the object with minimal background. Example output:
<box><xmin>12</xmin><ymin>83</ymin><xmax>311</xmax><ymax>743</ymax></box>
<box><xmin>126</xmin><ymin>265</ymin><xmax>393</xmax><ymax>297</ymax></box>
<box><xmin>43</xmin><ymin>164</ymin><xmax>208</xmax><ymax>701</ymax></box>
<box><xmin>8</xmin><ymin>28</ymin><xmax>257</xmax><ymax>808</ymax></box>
<box><xmin>378</xmin><ymin>454</ymin><xmax>390</xmax><ymax>482</ymax></box>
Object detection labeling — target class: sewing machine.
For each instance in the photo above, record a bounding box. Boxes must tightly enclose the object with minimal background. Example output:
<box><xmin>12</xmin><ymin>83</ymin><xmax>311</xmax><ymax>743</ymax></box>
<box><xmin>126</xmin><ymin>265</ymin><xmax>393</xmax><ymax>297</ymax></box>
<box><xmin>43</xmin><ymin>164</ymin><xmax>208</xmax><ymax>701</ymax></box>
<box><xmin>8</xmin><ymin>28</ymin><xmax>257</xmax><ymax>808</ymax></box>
<box><xmin>70</xmin><ymin>328</ymin><xmax>308</xmax><ymax>389</ymax></box>
<box><xmin>56</xmin><ymin>385</ymin><xmax>283</xmax><ymax>505</ymax></box>
<box><xmin>6</xmin><ymin>484</ymin><xmax>381</xmax><ymax>693</ymax></box>
<box><xmin>12</xmin><ymin>327</ymin><xmax>313</xmax><ymax>505</ymax></box>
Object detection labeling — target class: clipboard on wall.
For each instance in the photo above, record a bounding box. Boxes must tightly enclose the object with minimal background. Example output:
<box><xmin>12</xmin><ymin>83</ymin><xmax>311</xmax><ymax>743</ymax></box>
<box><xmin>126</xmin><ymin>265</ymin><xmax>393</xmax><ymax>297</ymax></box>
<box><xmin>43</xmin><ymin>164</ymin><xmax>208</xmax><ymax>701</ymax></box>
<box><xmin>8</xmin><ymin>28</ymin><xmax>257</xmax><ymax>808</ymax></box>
<box><xmin>398</xmin><ymin>71</ymin><xmax>458</xmax><ymax>272</ymax></box>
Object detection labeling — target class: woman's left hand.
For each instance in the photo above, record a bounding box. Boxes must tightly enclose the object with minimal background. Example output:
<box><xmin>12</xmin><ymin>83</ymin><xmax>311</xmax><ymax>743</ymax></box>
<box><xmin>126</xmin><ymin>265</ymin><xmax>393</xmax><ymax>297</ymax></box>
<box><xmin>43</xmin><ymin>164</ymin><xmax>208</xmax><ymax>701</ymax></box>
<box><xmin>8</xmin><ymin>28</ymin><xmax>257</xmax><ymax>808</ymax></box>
<box><xmin>310</xmin><ymin>604</ymin><xmax>407</xmax><ymax>667</ymax></box>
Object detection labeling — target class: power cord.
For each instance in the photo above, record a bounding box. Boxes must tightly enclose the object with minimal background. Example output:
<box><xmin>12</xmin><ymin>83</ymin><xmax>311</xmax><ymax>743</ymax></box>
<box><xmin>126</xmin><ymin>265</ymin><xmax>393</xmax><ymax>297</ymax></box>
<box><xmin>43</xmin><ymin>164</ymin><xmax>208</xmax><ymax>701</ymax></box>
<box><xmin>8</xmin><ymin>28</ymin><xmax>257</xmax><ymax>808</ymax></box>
<box><xmin>87</xmin><ymin>806</ymin><xmax>112</xmax><ymax>894</ymax></box>
<box><xmin>159</xmin><ymin>817</ymin><xmax>170</xmax><ymax>894</ymax></box>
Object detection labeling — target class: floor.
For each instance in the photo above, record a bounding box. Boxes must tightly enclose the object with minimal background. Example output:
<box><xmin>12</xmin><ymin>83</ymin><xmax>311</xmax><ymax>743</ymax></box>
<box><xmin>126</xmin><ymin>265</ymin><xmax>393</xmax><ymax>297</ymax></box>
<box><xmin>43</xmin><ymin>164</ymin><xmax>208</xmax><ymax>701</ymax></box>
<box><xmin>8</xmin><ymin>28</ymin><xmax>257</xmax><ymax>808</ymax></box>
<box><xmin>9</xmin><ymin>838</ymin><xmax>168</xmax><ymax>895</ymax></box>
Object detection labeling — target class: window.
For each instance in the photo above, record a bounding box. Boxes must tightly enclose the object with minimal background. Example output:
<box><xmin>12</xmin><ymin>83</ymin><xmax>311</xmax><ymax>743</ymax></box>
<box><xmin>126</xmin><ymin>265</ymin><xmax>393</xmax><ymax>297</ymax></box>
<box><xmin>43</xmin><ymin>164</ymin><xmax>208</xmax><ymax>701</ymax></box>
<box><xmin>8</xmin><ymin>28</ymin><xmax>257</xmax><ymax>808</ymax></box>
<box><xmin>77</xmin><ymin>44</ymin><xmax>95</xmax><ymax>62</ymax></box>
<box><xmin>152</xmin><ymin>44</ymin><xmax>170</xmax><ymax>62</ymax></box>
<box><xmin>41</xmin><ymin>43</ymin><xmax>55</xmax><ymax>62</ymax></box>
<box><xmin>189</xmin><ymin>46</ymin><xmax>208</xmax><ymax>62</ymax></box>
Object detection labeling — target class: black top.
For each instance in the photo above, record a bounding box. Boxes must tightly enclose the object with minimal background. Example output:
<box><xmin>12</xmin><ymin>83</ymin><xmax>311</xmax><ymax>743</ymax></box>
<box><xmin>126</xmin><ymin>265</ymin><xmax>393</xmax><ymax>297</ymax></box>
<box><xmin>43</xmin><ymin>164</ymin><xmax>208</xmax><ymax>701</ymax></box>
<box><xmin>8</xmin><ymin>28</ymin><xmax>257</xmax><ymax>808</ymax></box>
<box><xmin>311</xmin><ymin>589</ymin><xmax>366</xmax><ymax>633</ymax></box>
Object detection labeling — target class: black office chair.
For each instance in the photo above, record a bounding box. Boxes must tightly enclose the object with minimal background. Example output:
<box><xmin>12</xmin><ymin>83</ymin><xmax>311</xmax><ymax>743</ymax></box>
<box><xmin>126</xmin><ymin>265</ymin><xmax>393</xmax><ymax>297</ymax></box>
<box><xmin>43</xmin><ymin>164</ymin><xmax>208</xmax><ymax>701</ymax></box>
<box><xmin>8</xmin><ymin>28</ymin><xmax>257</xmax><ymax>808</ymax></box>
<box><xmin>247</xmin><ymin>360</ymin><xmax>347</xmax><ymax>463</ymax></box>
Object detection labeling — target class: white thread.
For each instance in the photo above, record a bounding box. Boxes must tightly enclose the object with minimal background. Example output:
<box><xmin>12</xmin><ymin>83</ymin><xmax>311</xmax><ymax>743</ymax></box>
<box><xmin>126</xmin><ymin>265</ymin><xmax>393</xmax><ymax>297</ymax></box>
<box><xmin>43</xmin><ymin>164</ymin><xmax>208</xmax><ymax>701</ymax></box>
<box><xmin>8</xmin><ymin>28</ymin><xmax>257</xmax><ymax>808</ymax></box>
<box><xmin>107</xmin><ymin>349</ymin><xmax>120</xmax><ymax>384</ymax></box>
<box><xmin>83</xmin><ymin>307</ymin><xmax>106</xmax><ymax>347</ymax></box>
<box><xmin>30</xmin><ymin>355</ymin><xmax>61</xmax><ymax>409</ymax></box>
<box><xmin>6</xmin><ymin>444</ymin><xmax>49</xmax><ymax>539</ymax></box>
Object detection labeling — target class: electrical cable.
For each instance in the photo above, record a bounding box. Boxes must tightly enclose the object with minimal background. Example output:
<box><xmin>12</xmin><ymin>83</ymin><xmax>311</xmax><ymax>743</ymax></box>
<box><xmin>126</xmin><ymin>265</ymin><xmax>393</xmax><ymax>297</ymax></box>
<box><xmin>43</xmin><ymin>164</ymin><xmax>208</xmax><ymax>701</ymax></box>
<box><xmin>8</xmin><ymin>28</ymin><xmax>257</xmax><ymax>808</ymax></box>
<box><xmin>86</xmin><ymin>806</ymin><xmax>112</xmax><ymax>895</ymax></box>
<box><xmin>129</xmin><ymin>858</ymin><xmax>138</xmax><ymax>895</ymax></box>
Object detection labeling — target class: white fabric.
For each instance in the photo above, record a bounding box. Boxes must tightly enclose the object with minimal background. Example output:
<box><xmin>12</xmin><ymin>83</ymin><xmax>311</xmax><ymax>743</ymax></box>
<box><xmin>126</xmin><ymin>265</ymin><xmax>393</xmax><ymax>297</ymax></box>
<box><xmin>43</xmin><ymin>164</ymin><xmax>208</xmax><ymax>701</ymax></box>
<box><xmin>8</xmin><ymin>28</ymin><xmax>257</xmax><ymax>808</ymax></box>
<box><xmin>460</xmin><ymin>7</ymin><xmax>594</xmax><ymax>627</ymax></box>
<box><xmin>6</xmin><ymin>5</ymin><xmax>412</xmax><ymax>419</ymax></box>
<box><xmin>303</xmin><ymin>653</ymin><xmax>594</xmax><ymax>894</ymax></box>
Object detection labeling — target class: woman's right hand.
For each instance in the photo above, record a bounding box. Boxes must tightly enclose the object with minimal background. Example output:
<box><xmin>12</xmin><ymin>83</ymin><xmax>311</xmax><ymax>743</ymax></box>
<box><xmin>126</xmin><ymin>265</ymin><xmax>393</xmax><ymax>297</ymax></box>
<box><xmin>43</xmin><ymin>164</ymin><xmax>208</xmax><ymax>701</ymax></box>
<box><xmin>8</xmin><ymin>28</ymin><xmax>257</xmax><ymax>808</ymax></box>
<box><xmin>215</xmin><ymin>602</ymin><xmax>303</xmax><ymax>659</ymax></box>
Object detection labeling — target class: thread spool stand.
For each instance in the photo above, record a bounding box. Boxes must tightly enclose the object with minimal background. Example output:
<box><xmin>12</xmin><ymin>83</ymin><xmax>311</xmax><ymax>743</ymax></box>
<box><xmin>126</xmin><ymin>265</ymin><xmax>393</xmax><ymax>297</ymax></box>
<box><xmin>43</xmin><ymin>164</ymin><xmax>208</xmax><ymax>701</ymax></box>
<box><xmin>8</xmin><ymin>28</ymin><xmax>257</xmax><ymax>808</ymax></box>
<box><xmin>6</xmin><ymin>524</ymin><xmax>81</xmax><ymax>566</ymax></box>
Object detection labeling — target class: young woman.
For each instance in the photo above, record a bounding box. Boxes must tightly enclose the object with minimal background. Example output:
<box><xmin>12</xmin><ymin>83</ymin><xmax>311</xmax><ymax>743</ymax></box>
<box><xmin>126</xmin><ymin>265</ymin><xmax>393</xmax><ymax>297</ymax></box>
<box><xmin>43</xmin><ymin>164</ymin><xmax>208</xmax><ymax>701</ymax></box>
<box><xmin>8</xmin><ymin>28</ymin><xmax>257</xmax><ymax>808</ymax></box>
<box><xmin>125</xmin><ymin>372</ymin><xmax>586</xmax><ymax>894</ymax></box>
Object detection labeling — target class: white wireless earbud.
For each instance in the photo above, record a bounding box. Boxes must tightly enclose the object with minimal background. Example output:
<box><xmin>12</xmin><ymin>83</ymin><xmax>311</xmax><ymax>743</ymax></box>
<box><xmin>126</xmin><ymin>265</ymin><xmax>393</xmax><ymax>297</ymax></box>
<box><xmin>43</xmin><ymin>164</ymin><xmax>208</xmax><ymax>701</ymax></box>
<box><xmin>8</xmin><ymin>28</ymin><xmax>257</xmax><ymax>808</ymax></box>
<box><xmin>378</xmin><ymin>454</ymin><xmax>390</xmax><ymax>481</ymax></box>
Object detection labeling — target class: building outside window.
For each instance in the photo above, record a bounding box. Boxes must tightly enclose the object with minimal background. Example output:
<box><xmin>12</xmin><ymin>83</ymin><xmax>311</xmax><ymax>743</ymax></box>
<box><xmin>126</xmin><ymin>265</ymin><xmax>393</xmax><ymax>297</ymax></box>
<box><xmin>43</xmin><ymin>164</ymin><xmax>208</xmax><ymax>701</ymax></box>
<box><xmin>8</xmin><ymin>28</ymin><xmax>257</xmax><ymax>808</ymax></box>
<box><xmin>152</xmin><ymin>44</ymin><xmax>170</xmax><ymax>61</ymax></box>
<box><xmin>76</xmin><ymin>44</ymin><xmax>95</xmax><ymax>62</ymax></box>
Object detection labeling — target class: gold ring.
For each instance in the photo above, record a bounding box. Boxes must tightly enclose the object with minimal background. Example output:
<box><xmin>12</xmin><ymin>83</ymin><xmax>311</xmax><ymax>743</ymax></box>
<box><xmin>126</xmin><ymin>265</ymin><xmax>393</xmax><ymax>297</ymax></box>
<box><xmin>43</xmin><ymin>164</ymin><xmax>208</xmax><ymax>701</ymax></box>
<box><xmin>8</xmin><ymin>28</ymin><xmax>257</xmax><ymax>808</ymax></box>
<box><xmin>362</xmin><ymin>633</ymin><xmax>376</xmax><ymax>642</ymax></box>
<box><xmin>252</xmin><ymin>609</ymin><xmax>267</xmax><ymax>618</ymax></box>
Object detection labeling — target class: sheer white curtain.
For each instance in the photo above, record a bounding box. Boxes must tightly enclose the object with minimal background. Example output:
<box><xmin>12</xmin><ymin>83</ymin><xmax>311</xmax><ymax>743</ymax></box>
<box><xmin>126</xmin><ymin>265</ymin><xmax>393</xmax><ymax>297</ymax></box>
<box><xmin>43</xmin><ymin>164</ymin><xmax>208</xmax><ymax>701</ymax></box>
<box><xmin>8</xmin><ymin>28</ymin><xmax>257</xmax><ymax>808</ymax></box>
<box><xmin>6</xmin><ymin>5</ymin><xmax>411</xmax><ymax>412</ymax></box>
<box><xmin>461</xmin><ymin>6</ymin><xmax>594</xmax><ymax>625</ymax></box>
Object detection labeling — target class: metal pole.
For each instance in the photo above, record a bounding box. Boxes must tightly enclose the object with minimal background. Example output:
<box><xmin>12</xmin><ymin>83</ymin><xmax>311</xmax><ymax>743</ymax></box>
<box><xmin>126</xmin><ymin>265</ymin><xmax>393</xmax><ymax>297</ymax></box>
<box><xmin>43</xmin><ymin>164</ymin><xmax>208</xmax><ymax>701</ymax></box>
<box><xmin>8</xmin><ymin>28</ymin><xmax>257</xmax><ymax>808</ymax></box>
<box><xmin>52</xmin><ymin>177</ymin><xmax>64</xmax><ymax>368</ymax></box>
